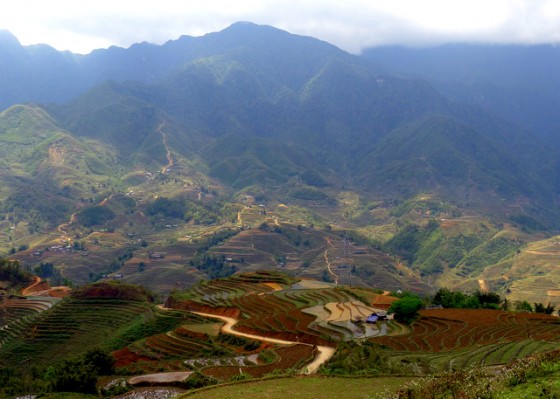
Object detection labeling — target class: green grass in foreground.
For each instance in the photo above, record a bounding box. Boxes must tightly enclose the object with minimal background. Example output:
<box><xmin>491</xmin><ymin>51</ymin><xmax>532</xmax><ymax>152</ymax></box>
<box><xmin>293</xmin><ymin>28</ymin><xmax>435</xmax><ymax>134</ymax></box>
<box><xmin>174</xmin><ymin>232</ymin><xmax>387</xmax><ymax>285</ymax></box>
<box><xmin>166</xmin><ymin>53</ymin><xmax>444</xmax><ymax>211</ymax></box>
<box><xmin>181</xmin><ymin>376</ymin><xmax>413</xmax><ymax>399</ymax></box>
<box><xmin>35</xmin><ymin>393</ymin><xmax>98</xmax><ymax>399</ymax></box>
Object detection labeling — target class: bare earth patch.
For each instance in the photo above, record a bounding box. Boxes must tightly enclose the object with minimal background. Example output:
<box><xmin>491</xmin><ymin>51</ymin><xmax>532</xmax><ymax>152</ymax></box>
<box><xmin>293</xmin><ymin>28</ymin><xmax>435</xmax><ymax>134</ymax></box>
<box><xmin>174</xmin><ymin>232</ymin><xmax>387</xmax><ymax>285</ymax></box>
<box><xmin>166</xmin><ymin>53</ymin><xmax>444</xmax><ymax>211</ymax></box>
<box><xmin>182</xmin><ymin>322</ymin><xmax>223</xmax><ymax>336</ymax></box>
<box><xmin>262</xmin><ymin>282</ymin><xmax>283</xmax><ymax>291</ymax></box>
<box><xmin>292</xmin><ymin>279</ymin><xmax>335</xmax><ymax>290</ymax></box>
<box><xmin>128</xmin><ymin>371</ymin><xmax>193</xmax><ymax>385</ymax></box>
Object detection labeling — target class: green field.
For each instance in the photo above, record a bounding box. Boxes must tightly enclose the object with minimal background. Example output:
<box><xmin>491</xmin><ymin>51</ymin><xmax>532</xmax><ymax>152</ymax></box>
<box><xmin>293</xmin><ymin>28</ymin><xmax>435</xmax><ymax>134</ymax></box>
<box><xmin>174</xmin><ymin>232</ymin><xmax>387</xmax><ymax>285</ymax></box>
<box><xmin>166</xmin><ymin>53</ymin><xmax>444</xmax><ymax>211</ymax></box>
<box><xmin>181</xmin><ymin>376</ymin><xmax>413</xmax><ymax>399</ymax></box>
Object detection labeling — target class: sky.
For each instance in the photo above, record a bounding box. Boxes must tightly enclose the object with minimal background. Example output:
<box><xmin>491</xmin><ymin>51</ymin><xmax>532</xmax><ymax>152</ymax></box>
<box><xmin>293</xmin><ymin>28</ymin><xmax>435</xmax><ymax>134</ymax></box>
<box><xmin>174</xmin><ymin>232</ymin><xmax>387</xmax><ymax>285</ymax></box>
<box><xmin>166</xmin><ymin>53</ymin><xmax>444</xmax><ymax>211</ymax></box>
<box><xmin>1</xmin><ymin>0</ymin><xmax>560</xmax><ymax>54</ymax></box>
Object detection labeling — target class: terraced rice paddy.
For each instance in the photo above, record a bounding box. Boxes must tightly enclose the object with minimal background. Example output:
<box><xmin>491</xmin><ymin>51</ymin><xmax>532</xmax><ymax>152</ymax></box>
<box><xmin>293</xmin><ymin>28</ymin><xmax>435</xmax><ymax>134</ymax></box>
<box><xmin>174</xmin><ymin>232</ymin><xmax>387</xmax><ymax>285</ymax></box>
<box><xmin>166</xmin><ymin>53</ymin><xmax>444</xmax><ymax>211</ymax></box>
<box><xmin>169</xmin><ymin>274</ymin><xmax>560</xmax><ymax>379</ymax></box>
<box><xmin>369</xmin><ymin>308</ymin><xmax>560</xmax><ymax>370</ymax></box>
<box><xmin>127</xmin><ymin>327</ymin><xmax>216</xmax><ymax>362</ymax></box>
<box><xmin>0</xmin><ymin>296</ymin><xmax>60</xmax><ymax>348</ymax></box>
<box><xmin>201</xmin><ymin>344</ymin><xmax>315</xmax><ymax>380</ymax></box>
<box><xmin>303</xmin><ymin>300</ymin><xmax>386</xmax><ymax>339</ymax></box>
<box><xmin>372</xmin><ymin>309</ymin><xmax>560</xmax><ymax>353</ymax></box>
<box><xmin>169</xmin><ymin>272</ymin><xmax>399</xmax><ymax>345</ymax></box>
<box><xmin>0</xmin><ymin>297</ymin><xmax>152</xmax><ymax>366</ymax></box>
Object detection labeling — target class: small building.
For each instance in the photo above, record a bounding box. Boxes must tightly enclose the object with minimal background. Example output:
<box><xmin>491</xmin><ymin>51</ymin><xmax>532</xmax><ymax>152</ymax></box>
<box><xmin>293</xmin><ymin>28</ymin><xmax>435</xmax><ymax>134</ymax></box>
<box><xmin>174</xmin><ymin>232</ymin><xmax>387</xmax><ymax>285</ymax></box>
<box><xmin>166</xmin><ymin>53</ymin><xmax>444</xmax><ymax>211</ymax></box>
<box><xmin>366</xmin><ymin>311</ymin><xmax>388</xmax><ymax>323</ymax></box>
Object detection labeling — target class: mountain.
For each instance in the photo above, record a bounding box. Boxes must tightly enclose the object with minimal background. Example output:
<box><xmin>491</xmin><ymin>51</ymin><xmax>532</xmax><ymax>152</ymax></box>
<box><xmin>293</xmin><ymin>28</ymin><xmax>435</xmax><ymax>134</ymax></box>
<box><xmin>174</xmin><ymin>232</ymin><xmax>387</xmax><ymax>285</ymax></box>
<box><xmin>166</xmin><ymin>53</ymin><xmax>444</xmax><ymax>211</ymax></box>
<box><xmin>1</xmin><ymin>23</ymin><xmax>560</xmax><ymax>304</ymax></box>
<box><xmin>0</xmin><ymin>104</ymin><xmax>117</xmax><ymax>228</ymax></box>
<box><xmin>43</xmin><ymin>24</ymin><xmax>557</xmax><ymax>223</ymax></box>
<box><xmin>361</xmin><ymin>44</ymin><xmax>560</xmax><ymax>144</ymax></box>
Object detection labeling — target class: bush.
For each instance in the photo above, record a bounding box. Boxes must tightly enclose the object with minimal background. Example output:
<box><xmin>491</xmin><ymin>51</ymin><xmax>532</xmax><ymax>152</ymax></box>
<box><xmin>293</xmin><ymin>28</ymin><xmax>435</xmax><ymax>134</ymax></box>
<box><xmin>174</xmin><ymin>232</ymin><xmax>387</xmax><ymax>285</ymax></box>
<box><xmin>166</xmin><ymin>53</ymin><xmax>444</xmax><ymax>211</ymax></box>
<box><xmin>433</xmin><ymin>288</ymin><xmax>501</xmax><ymax>309</ymax></box>
<box><xmin>388</xmin><ymin>295</ymin><xmax>423</xmax><ymax>324</ymax></box>
<box><xmin>0</xmin><ymin>259</ymin><xmax>31</xmax><ymax>285</ymax></box>
<box><xmin>182</xmin><ymin>372</ymin><xmax>217</xmax><ymax>389</ymax></box>
<box><xmin>44</xmin><ymin>349</ymin><xmax>113</xmax><ymax>394</ymax></box>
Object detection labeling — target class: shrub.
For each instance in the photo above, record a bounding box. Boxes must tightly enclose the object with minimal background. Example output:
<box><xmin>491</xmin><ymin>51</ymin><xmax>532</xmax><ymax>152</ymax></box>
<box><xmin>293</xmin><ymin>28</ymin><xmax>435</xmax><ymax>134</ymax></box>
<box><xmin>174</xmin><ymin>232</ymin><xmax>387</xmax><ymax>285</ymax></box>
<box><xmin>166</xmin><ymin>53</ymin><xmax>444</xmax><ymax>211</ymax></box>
<box><xmin>388</xmin><ymin>295</ymin><xmax>423</xmax><ymax>324</ymax></box>
<box><xmin>182</xmin><ymin>372</ymin><xmax>217</xmax><ymax>389</ymax></box>
<box><xmin>433</xmin><ymin>288</ymin><xmax>501</xmax><ymax>309</ymax></box>
<box><xmin>44</xmin><ymin>349</ymin><xmax>113</xmax><ymax>394</ymax></box>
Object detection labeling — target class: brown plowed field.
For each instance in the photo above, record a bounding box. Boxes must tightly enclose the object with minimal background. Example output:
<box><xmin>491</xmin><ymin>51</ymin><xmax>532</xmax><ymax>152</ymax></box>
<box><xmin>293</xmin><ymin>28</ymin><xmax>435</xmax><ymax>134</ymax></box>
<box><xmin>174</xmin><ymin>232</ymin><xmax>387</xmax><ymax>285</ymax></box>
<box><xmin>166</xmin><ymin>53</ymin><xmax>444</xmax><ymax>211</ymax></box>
<box><xmin>371</xmin><ymin>308</ymin><xmax>560</xmax><ymax>352</ymax></box>
<box><xmin>113</xmin><ymin>347</ymin><xmax>156</xmax><ymax>368</ymax></box>
<box><xmin>164</xmin><ymin>299</ymin><xmax>241</xmax><ymax>319</ymax></box>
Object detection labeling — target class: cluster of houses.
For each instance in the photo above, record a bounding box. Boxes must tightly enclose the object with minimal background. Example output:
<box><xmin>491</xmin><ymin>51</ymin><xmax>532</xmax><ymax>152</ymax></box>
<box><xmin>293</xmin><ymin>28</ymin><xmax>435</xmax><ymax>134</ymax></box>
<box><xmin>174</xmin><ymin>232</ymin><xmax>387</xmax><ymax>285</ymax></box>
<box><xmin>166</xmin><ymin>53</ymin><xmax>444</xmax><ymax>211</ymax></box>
<box><xmin>32</xmin><ymin>245</ymin><xmax>89</xmax><ymax>257</ymax></box>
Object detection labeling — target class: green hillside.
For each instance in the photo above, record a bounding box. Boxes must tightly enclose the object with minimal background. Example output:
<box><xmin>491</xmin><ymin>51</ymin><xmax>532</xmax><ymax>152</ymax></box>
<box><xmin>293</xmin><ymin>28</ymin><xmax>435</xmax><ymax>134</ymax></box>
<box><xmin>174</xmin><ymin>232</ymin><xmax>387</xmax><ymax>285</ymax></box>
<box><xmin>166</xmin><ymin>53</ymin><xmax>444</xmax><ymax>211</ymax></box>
<box><xmin>0</xmin><ymin>22</ymin><xmax>559</xmax><ymax>314</ymax></box>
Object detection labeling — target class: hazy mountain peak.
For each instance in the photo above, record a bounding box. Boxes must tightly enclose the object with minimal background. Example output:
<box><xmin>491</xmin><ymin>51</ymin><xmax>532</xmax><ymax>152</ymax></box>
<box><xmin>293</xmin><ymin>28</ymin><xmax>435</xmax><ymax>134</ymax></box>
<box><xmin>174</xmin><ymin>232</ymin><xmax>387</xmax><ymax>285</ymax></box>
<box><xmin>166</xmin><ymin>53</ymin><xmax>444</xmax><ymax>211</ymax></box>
<box><xmin>0</xmin><ymin>29</ymin><xmax>21</xmax><ymax>48</ymax></box>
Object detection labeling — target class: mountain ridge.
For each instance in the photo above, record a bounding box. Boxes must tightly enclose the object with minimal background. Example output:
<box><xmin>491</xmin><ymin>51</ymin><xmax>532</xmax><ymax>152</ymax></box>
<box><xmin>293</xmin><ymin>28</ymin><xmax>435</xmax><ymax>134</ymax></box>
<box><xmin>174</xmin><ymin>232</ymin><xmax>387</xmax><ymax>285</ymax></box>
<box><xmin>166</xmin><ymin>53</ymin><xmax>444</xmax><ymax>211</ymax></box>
<box><xmin>0</xmin><ymin>22</ymin><xmax>559</xmax><ymax>307</ymax></box>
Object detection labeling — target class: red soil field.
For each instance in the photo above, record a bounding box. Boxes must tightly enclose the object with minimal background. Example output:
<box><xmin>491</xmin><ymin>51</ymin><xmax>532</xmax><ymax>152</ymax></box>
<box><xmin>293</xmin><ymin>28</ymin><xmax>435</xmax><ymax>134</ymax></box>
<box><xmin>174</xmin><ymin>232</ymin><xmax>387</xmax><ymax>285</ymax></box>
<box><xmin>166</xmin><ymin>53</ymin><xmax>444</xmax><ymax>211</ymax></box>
<box><xmin>371</xmin><ymin>294</ymin><xmax>398</xmax><ymax>309</ymax></box>
<box><xmin>113</xmin><ymin>347</ymin><xmax>155</xmax><ymax>368</ymax></box>
<box><xmin>371</xmin><ymin>308</ymin><xmax>560</xmax><ymax>352</ymax></box>
<box><xmin>165</xmin><ymin>299</ymin><xmax>241</xmax><ymax>319</ymax></box>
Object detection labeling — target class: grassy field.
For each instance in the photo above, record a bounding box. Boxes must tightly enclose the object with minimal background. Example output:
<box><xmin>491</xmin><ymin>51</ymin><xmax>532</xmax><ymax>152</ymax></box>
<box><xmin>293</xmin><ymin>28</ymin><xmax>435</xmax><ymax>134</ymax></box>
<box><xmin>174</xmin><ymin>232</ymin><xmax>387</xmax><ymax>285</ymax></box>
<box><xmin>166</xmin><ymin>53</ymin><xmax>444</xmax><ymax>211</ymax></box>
<box><xmin>181</xmin><ymin>376</ymin><xmax>413</xmax><ymax>399</ymax></box>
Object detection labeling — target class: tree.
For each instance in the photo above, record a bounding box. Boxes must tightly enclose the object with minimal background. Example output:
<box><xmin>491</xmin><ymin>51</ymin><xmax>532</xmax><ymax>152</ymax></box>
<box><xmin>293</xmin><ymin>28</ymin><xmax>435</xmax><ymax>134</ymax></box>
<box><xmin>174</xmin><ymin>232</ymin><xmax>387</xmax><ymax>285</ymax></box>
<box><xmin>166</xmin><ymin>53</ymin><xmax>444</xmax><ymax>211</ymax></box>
<box><xmin>388</xmin><ymin>295</ymin><xmax>423</xmax><ymax>324</ymax></box>
<box><xmin>83</xmin><ymin>348</ymin><xmax>115</xmax><ymax>376</ymax></box>
<box><xmin>515</xmin><ymin>300</ymin><xmax>532</xmax><ymax>312</ymax></box>
<box><xmin>534</xmin><ymin>302</ymin><xmax>555</xmax><ymax>314</ymax></box>
<box><xmin>474</xmin><ymin>290</ymin><xmax>501</xmax><ymax>309</ymax></box>
<box><xmin>433</xmin><ymin>288</ymin><xmax>454</xmax><ymax>308</ymax></box>
<box><xmin>433</xmin><ymin>288</ymin><xmax>501</xmax><ymax>309</ymax></box>
<box><xmin>535</xmin><ymin>303</ymin><xmax>546</xmax><ymax>313</ymax></box>
<box><xmin>44</xmin><ymin>349</ymin><xmax>114</xmax><ymax>394</ymax></box>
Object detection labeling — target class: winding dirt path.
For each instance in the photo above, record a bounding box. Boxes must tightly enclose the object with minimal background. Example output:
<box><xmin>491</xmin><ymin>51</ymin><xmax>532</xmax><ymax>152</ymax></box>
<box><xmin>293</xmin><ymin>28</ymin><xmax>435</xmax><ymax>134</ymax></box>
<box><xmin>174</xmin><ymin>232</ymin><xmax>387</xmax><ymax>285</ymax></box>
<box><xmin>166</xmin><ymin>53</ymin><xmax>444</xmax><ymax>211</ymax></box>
<box><xmin>324</xmin><ymin>238</ymin><xmax>339</xmax><ymax>286</ymax></box>
<box><xmin>57</xmin><ymin>192</ymin><xmax>115</xmax><ymax>238</ymax></box>
<box><xmin>157</xmin><ymin>122</ymin><xmax>174</xmax><ymax>174</ymax></box>
<box><xmin>22</xmin><ymin>276</ymin><xmax>42</xmax><ymax>296</ymax></box>
<box><xmin>191</xmin><ymin>311</ymin><xmax>335</xmax><ymax>374</ymax></box>
<box><xmin>98</xmin><ymin>193</ymin><xmax>116</xmax><ymax>207</ymax></box>
<box><xmin>57</xmin><ymin>210</ymin><xmax>79</xmax><ymax>238</ymax></box>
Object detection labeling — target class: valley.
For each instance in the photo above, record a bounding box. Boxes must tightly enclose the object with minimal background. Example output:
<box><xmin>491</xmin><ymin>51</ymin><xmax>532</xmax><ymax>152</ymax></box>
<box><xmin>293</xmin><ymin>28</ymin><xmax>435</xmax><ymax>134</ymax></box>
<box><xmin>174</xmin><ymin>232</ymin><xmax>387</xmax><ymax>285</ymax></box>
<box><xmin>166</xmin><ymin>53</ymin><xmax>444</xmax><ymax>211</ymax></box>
<box><xmin>1</xmin><ymin>21</ymin><xmax>560</xmax><ymax>398</ymax></box>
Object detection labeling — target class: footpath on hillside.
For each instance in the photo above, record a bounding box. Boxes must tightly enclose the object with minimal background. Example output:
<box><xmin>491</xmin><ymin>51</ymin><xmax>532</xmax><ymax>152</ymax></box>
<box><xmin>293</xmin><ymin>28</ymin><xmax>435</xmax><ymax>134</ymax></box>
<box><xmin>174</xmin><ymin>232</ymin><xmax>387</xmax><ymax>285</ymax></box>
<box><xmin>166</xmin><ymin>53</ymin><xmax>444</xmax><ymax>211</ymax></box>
<box><xmin>192</xmin><ymin>311</ymin><xmax>335</xmax><ymax>374</ymax></box>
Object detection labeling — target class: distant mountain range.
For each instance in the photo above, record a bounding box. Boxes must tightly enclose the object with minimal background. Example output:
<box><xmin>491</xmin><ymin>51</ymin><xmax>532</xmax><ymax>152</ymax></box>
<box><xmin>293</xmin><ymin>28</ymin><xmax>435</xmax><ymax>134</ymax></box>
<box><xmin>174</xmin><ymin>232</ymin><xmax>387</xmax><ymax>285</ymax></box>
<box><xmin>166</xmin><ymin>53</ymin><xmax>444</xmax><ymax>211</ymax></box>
<box><xmin>0</xmin><ymin>22</ymin><xmax>559</xmax><ymax>234</ymax></box>
<box><xmin>362</xmin><ymin>44</ymin><xmax>560</xmax><ymax>144</ymax></box>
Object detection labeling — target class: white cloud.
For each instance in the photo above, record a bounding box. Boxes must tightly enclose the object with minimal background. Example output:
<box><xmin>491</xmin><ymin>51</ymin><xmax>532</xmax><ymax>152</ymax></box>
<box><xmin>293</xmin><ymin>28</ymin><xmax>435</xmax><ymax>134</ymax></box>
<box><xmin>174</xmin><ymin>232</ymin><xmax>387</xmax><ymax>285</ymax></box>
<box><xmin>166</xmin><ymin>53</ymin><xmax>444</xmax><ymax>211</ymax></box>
<box><xmin>1</xmin><ymin>0</ymin><xmax>560</xmax><ymax>54</ymax></box>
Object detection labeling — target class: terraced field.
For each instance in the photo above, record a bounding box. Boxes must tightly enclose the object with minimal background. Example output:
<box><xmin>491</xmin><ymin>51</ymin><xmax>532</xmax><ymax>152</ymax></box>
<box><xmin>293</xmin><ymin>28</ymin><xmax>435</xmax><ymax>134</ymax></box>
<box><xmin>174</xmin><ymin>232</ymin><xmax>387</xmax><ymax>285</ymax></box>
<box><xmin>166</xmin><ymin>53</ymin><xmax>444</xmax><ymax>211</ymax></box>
<box><xmin>372</xmin><ymin>309</ymin><xmax>560</xmax><ymax>353</ymax></box>
<box><xmin>368</xmin><ymin>308</ymin><xmax>560</xmax><ymax>371</ymax></box>
<box><xmin>202</xmin><ymin>344</ymin><xmax>315</xmax><ymax>380</ymax></box>
<box><xmin>0</xmin><ymin>296</ymin><xmax>59</xmax><ymax>348</ymax></box>
<box><xmin>169</xmin><ymin>275</ymin><xmax>560</xmax><ymax>380</ymax></box>
<box><xmin>0</xmin><ymin>297</ymin><xmax>153</xmax><ymax>366</ymax></box>
<box><xmin>5</xmin><ymin>271</ymin><xmax>560</xmax><ymax>393</ymax></box>
<box><xmin>168</xmin><ymin>272</ymin><xmax>397</xmax><ymax>345</ymax></box>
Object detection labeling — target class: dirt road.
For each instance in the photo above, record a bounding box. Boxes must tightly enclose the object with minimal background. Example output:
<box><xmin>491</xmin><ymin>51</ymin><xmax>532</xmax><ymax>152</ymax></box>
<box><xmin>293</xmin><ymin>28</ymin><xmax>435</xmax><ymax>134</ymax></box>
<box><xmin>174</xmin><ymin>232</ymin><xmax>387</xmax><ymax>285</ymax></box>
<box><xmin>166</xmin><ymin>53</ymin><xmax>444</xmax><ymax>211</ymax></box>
<box><xmin>191</xmin><ymin>311</ymin><xmax>335</xmax><ymax>374</ymax></box>
<box><xmin>157</xmin><ymin>122</ymin><xmax>174</xmax><ymax>173</ymax></box>
<box><xmin>324</xmin><ymin>238</ymin><xmax>339</xmax><ymax>285</ymax></box>
<box><xmin>22</xmin><ymin>276</ymin><xmax>42</xmax><ymax>296</ymax></box>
